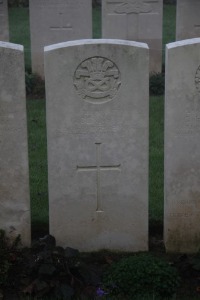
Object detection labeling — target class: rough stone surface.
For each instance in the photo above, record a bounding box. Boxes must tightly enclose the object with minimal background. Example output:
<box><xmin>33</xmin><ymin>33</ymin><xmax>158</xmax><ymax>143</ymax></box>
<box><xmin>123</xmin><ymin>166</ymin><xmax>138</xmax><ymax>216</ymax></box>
<box><xmin>29</xmin><ymin>0</ymin><xmax>92</xmax><ymax>78</ymax></box>
<box><xmin>45</xmin><ymin>39</ymin><xmax>149</xmax><ymax>252</ymax></box>
<box><xmin>164</xmin><ymin>38</ymin><xmax>200</xmax><ymax>253</ymax></box>
<box><xmin>102</xmin><ymin>0</ymin><xmax>163</xmax><ymax>73</ymax></box>
<box><xmin>176</xmin><ymin>0</ymin><xmax>200</xmax><ymax>41</ymax></box>
<box><xmin>0</xmin><ymin>42</ymin><xmax>30</xmax><ymax>246</ymax></box>
<box><xmin>0</xmin><ymin>0</ymin><xmax>9</xmax><ymax>41</ymax></box>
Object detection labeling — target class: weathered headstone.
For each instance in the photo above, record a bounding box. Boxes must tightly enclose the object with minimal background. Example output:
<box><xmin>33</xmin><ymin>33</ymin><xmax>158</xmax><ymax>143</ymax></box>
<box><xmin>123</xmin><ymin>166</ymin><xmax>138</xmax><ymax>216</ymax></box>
<box><xmin>176</xmin><ymin>0</ymin><xmax>200</xmax><ymax>41</ymax></box>
<box><xmin>0</xmin><ymin>42</ymin><xmax>30</xmax><ymax>246</ymax></box>
<box><xmin>29</xmin><ymin>0</ymin><xmax>92</xmax><ymax>78</ymax></box>
<box><xmin>164</xmin><ymin>38</ymin><xmax>200</xmax><ymax>253</ymax></box>
<box><xmin>102</xmin><ymin>0</ymin><xmax>163</xmax><ymax>73</ymax></box>
<box><xmin>0</xmin><ymin>0</ymin><xmax>9</xmax><ymax>41</ymax></box>
<box><xmin>45</xmin><ymin>39</ymin><xmax>149</xmax><ymax>252</ymax></box>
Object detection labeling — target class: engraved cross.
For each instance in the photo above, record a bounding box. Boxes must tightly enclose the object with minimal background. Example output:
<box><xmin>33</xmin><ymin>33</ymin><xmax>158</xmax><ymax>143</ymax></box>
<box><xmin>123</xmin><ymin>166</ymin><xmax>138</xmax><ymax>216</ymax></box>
<box><xmin>77</xmin><ymin>143</ymin><xmax>121</xmax><ymax>212</ymax></box>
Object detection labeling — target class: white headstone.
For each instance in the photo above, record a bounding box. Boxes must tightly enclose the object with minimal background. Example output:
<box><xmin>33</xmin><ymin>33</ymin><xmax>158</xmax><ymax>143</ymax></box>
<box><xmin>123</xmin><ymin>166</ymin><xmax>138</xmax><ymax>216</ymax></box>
<box><xmin>164</xmin><ymin>38</ymin><xmax>200</xmax><ymax>253</ymax></box>
<box><xmin>45</xmin><ymin>39</ymin><xmax>149</xmax><ymax>252</ymax></box>
<box><xmin>102</xmin><ymin>0</ymin><xmax>163</xmax><ymax>73</ymax></box>
<box><xmin>29</xmin><ymin>0</ymin><xmax>92</xmax><ymax>78</ymax></box>
<box><xmin>0</xmin><ymin>0</ymin><xmax>9</xmax><ymax>41</ymax></box>
<box><xmin>0</xmin><ymin>42</ymin><xmax>30</xmax><ymax>246</ymax></box>
<box><xmin>176</xmin><ymin>0</ymin><xmax>200</xmax><ymax>41</ymax></box>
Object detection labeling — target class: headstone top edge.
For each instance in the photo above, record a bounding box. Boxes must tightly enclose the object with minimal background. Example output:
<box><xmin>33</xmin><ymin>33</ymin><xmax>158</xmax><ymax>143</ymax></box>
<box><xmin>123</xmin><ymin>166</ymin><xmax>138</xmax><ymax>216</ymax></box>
<box><xmin>166</xmin><ymin>38</ymin><xmax>200</xmax><ymax>50</ymax></box>
<box><xmin>0</xmin><ymin>41</ymin><xmax>23</xmax><ymax>51</ymax></box>
<box><xmin>44</xmin><ymin>39</ymin><xmax>149</xmax><ymax>52</ymax></box>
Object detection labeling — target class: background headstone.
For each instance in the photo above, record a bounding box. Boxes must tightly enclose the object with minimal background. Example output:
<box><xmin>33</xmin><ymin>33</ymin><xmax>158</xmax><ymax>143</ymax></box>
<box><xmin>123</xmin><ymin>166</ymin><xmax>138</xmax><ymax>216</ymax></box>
<box><xmin>102</xmin><ymin>0</ymin><xmax>163</xmax><ymax>73</ymax></box>
<box><xmin>164</xmin><ymin>38</ymin><xmax>200</xmax><ymax>253</ymax></box>
<box><xmin>45</xmin><ymin>39</ymin><xmax>149</xmax><ymax>252</ymax></box>
<box><xmin>176</xmin><ymin>0</ymin><xmax>200</xmax><ymax>41</ymax></box>
<box><xmin>0</xmin><ymin>42</ymin><xmax>30</xmax><ymax>246</ymax></box>
<box><xmin>29</xmin><ymin>0</ymin><xmax>92</xmax><ymax>78</ymax></box>
<box><xmin>0</xmin><ymin>0</ymin><xmax>9</xmax><ymax>41</ymax></box>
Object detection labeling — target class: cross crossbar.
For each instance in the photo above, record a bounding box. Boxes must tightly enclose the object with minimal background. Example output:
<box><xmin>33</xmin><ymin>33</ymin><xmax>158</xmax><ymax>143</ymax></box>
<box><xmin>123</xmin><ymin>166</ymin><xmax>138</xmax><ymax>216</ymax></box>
<box><xmin>77</xmin><ymin>143</ymin><xmax>121</xmax><ymax>212</ymax></box>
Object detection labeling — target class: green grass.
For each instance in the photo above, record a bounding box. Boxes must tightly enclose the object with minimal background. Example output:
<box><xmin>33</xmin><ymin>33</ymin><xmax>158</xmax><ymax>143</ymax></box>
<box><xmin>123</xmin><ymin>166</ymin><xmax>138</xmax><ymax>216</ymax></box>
<box><xmin>9</xmin><ymin>7</ymin><xmax>31</xmax><ymax>71</ymax></box>
<box><xmin>26</xmin><ymin>99</ymin><xmax>49</xmax><ymax>238</ymax></box>
<box><xmin>162</xmin><ymin>4</ymin><xmax>176</xmax><ymax>64</ymax></box>
<box><xmin>93</xmin><ymin>6</ymin><xmax>101</xmax><ymax>38</ymax></box>
<box><xmin>8</xmin><ymin>4</ymin><xmax>177</xmax><ymax>233</ymax></box>
<box><xmin>163</xmin><ymin>3</ymin><xmax>176</xmax><ymax>46</ymax></box>
<box><xmin>149</xmin><ymin>96</ymin><xmax>164</xmax><ymax>222</ymax></box>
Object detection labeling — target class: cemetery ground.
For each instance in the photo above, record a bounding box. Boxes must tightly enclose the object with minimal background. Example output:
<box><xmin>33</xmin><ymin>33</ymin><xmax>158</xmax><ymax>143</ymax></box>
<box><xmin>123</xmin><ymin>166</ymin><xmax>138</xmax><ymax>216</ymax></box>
<box><xmin>1</xmin><ymin>3</ymin><xmax>200</xmax><ymax>300</ymax></box>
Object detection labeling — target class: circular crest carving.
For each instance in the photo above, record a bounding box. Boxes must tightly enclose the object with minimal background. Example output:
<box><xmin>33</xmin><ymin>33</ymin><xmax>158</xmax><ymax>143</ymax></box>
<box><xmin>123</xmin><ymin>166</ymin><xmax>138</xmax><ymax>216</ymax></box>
<box><xmin>74</xmin><ymin>57</ymin><xmax>121</xmax><ymax>103</ymax></box>
<box><xmin>195</xmin><ymin>65</ymin><xmax>200</xmax><ymax>92</ymax></box>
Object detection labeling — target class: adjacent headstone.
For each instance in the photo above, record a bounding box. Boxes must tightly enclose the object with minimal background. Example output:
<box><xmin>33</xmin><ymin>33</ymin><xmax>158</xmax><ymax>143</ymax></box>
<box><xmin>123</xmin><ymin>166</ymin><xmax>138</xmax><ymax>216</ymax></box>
<box><xmin>0</xmin><ymin>42</ymin><xmax>30</xmax><ymax>246</ymax></box>
<box><xmin>45</xmin><ymin>39</ymin><xmax>149</xmax><ymax>252</ymax></box>
<box><xmin>0</xmin><ymin>0</ymin><xmax>9</xmax><ymax>41</ymax></box>
<box><xmin>164</xmin><ymin>38</ymin><xmax>200</xmax><ymax>253</ymax></box>
<box><xmin>176</xmin><ymin>0</ymin><xmax>200</xmax><ymax>41</ymax></box>
<box><xmin>102</xmin><ymin>0</ymin><xmax>163</xmax><ymax>73</ymax></box>
<box><xmin>29</xmin><ymin>0</ymin><xmax>92</xmax><ymax>78</ymax></box>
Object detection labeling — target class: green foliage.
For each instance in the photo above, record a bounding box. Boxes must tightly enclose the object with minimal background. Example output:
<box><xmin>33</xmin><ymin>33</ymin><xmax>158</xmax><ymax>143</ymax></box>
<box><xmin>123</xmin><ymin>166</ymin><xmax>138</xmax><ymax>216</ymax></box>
<box><xmin>25</xmin><ymin>72</ymin><xmax>45</xmax><ymax>98</ymax></box>
<box><xmin>103</xmin><ymin>253</ymin><xmax>180</xmax><ymax>299</ymax></box>
<box><xmin>189</xmin><ymin>251</ymin><xmax>200</xmax><ymax>271</ymax></box>
<box><xmin>164</xmin><ymin>0</ymin><xmax>176</xmax><ymax>4</ymax></box>
<box><xmin>0</xmin><ymin>232</ymin><xmax>10</xmax><ymax>286</ymax></box>
<box><xmin>8</xmin><ymin>0</ymin><xmax>29</xmax><ymax>7</ymax></box>
<box><xmin>20</xmin><ymin>235</ymin><xmax>100</xmax><ymax>299</ymax></box>
<box><xmin>92</xmin><ymin>0</ymin><xmax>101</xmax><ymax>7</ymax></box>
<box><xmin>0</xmin><ymin>230</ymin><xmax>21</xmax><ymax>287</ymax></box>
<box><xmin>150</xmin><ymin>73</ymin><xmax>165</xmax><ymax>96</ymax></box>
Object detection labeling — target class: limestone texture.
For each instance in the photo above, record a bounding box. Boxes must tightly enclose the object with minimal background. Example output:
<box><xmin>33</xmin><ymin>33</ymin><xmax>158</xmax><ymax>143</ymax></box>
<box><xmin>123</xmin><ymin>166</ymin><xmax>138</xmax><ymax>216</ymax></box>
<box><xmin>45</xmin><ymin>39</ymin><xmax>149</xmax><ymax>252</ymax></box>
<box><xmin>164</xmin><ymin>38</ymin><xmax>200</xmax><ymax>253</ymax></box>
<box><xmin>0</xmin><ymin>42</ymin><xmax>30</xmax><ymax>246</ymax></box>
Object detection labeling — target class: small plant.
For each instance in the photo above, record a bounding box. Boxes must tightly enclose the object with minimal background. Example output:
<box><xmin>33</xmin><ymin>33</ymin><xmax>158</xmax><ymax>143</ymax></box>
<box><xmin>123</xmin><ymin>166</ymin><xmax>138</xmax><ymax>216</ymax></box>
<box><xmin>0</xmin><ymin>230</ymin><xmax>10</xmax><ymax>286</ymax></box>
<box><xmin>25</xmin><ymin>71</ymin><xmax>45</xmax><ymax>98</ymax></box>
<box><xmin>92</xmin><ymin>0</ymin><xmax>101</xmax><ymax>7</ymax></box>
<box><xmin>0</xmin><ymin>230</ymin><xmax>21</xmax><ymax>287</ymax></box>
<box><xmin>149</xmin><ymin>72</ymin><xmax>165</xmax><ymax>96</ymax></box>
<box><xmin>164</xmin><ymin>0</ymin><xmax>176</xmax><ymax>4</ymax></box>
<box><xmin>103</xmin><ymin>253</ymin><xmax>180</xmax><ymax>299</ymax></box>
<box><xmin>188</xmin><ymin>251</ymin><xmax>200</xmax><ymax>272</ymax></box>
<box><xmin>8</xmin><ymin>0</ymin><xmax>29</xmax><ymax>7</ymax></box>
<box><xmin>21</xmin><ymin>235</ymin><xmax>102</xmax><ymax>299</ymax></box>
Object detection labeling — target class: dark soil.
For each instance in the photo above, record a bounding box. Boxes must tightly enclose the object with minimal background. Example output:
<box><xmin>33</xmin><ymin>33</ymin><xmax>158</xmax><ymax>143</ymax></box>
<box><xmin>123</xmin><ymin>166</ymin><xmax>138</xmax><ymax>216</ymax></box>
<box><xmin>1</xmin><ymin>223</ymin><xmax>200</xmax><ymax>300</ymax></box>
<box><xmin>149</xmin><ymin>221</ymin><xmax>200</xmax><ymax>299</ymax></box>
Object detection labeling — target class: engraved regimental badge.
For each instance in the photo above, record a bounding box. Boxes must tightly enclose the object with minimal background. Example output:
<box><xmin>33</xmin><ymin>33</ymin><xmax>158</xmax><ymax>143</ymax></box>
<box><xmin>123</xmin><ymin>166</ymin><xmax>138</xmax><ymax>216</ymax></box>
<box><xmin>74</xmin><ymin>57</ymin><xmax>121</xmax><ymax>104</ymax></box>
